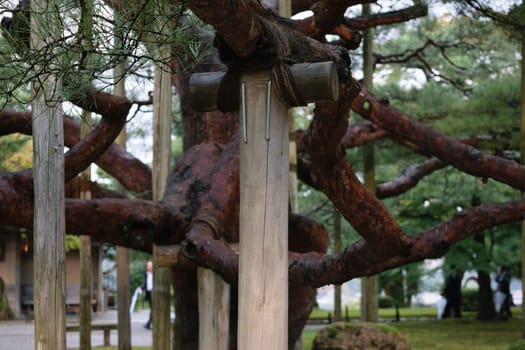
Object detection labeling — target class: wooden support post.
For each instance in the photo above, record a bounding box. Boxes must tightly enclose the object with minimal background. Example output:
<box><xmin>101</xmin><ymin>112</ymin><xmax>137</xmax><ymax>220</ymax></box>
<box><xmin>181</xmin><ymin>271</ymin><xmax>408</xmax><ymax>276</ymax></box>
<box><xmin>360</xmin><ymin>3</ymin><xmax>378</xmax><ymax>323</ymax></box>
<box><xmin>114</xmin><ymin>53</ymin><xmax>132</xmax><ymax>349</ymax></box>
<box><xmin>79</xmin><ymin>0</ymin><xmax>94</xmax><ymax>345</ymax></box>
<box><xmin>198</xmin><ymin>268</ymin><xmax>231</xmax><ymax>350</ymax></box>
<box><xmin>152</xmin><ymin>43</ymin><xmax>172</xmax><ymax>350</ymax></box>
<box><xmin>31</xmin><ymin>1</ymin><xmax>66</xmax><ymax>349</ymax></box>
<box><xmin>189</xmin><ymin>61</ymin><xmax>338</xmax><ymax>350</ymax></box>
<box><xmin>238</xmin><ymin>70</ymin><xmax>289</xmax><ymax>349</ymax></box>
<box><xmin>79</xmin><ymin>137</ymin><xmax>93</xmax><ymax>350</ymax></box>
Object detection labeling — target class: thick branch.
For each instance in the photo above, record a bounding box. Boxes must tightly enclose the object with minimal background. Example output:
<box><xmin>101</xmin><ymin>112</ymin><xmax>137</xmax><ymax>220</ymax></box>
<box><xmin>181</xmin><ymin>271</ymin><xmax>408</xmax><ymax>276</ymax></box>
<box><xmin>352</xmin><ymin>87</ymin><xmax>525</xmax><ymax>191</ymax></box>
<box><xmin>65</xmin><ymin>90</ymin><xmax>132</xmax><ymax>182</ymax></box>
<box><xmin>0</xmin><ymin>170</ymin><xmax>174</xmax><ymax>251</ymax></box>
<box><xmin>187</xmin><ymin>0</ymin><xmax>352</xmax><ymax>68</ymax></box>
<box><xmin>186</xmin><ymin>0</ymin><xmax>262</xmax><ymax>58</ymax></box>
<box><xmin>310</xmin><ymin>159</ymin><xmax>411</xmax><ymax>256</ymax></box>
<box><xmin>288</xmin><ymin>198</ymin><xmax>525</xmax><ymax>286</ymax></box>
<box><xmin>0</xmin><ymin>109</ymin><xmax>152</xmax><ymax>193</ymax></box>
<box><xmin>66</xmin><ymin>198</ymin><xmax>179</xmax><ymax>251</ymax></box>
<box><xmin>376</xmin><ymin>157</ymin><xmax>447</xmax><ymax>198</ymax></box>
<box><xmin>296</xmin><ymin>121</ymin><xmax>387</xmax><ymax>153</ymax></box>
<box><xmin>291</xmin><ymin>0</ymin><xmax>373</xmax><ymax>15</ymax></box>
<box><xmin>345</xmin><ymin>4</ymin><xmax>427</xmax><ymax>30</ymax></box>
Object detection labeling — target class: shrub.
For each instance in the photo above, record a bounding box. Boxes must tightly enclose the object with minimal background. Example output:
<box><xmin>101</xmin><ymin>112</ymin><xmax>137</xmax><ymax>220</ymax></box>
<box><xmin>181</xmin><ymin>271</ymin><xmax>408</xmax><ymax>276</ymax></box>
<box><xmin>462</xmin><ymin>289</ymin><xmax>478</xmax><ymax>311</ymax></box>
<box><xmin>378</xmin><ymin>295</ymin><xmax>394</xmax><ymax>308</ymax></box>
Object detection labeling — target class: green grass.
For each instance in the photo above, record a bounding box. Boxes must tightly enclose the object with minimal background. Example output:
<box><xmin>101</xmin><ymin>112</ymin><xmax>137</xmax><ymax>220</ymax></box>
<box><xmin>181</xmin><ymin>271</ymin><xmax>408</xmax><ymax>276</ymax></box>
<box><xmin>309</xmin><ymin>306</ymin><xmax>444</xmax><ymax>319</ymax></box>
<box><xmin>303</xmin><ymin>316</ymin><xmax>521</xmax><ymax>350</ymax></box>
<box><xmin>310</xmin><ymin>306</ymin><xmax>521</xmax><ymax>320</ymax></box>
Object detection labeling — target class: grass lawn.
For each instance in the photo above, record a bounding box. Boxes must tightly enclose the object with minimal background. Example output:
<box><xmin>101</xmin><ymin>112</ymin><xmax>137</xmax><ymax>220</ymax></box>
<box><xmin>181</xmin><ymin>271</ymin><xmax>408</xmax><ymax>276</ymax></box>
<box><xmin>308</xmin><ymin>306</ymin><xmax>485</xmax><ymax>320</ymax></box>
<box><xmin>303</xmin><ymin>316</ymin><xmax>521</xmax><ymax>350</ymax></box>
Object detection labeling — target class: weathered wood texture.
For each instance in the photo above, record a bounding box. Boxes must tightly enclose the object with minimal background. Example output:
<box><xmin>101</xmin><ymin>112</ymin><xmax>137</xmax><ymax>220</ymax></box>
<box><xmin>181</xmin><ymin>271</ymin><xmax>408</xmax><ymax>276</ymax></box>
<box><xmin>31</xmin><ymin>1</ymin><xmax>66</xmax><ymax>349</ymax></box>
<box><xmin>198</xmin><ymin>268</ymin><xmax>230</xmax><ymax>350</ymax></box>
<box><xmin>238</xmin><ymin>70</ymin><xmax>289</xmax><ymax>350</ymax></box>
<box><xmin>189</xmin><ymin>62</ymin><xmax>339</xmax><ymax>112</ymax></box>
<box><xmin>520</xmin><ymin>31</ymin><xmax>525</xmax><ymax>337</ymax></box>
<box><xmin>360</xmin><ymin>3</ymin><xmax>379</xmax><ymax>322</ymax></box>
<box><xmin>79</xmin><ymin>112</ymin><xmax>93</xmax><ymax>350</ymax></box>
<box><xmin>114</xmin><ymin>58</ymin><xmax>132</xmax><ymax>350</ymax></box>
<box><xmin>152</xmin><ymin>44</ymin><xmax>172</xmax><ymax>350</ymax></box>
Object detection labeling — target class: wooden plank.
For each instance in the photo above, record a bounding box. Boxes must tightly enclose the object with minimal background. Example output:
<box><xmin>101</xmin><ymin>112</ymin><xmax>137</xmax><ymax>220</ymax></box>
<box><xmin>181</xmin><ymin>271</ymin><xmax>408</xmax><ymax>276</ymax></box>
<box><xmin>154</xmin><ymin>245</ymin><xmax>181</xmax><ymax>268</ymax></box>
<box><xmin>238</xmin><ymin>70</ymin><xmax>289</xmax><ymax>350</ymax></box>
<box><xmin>66</xmin><ymin>323</ymin><xmax>117</xmax><ymax>347</ymax></box>
<box><xmin>198</xmin><ymin>268</ymin><xmax>231</xmax><ymax>350</ymax></box>
<box><xmin>155</xmin><ymin>244</ymin><xmax>239</xmax><ymax>267</ymax></box>
<box><xmin>31</xmin><ymin>1</ymin><xmax>66</xmax><ymax>349</ymax></box>
<box><xmin>152</xmin><ymin>42</ymin><xmax>172</xmax><ymax>350</ymax></box>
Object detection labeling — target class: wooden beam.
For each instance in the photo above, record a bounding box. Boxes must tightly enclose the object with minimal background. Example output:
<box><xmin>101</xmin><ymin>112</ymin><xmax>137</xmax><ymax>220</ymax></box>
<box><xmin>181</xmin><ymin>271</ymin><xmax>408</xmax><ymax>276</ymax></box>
<box><xmin>237</xmin><ymin>70</ymin><xmax>290</xmax><ymax>349</ymax></box>
<box><xmin>153</xmin><ymin>245</ymin><xmax>182</xmax><ymax>267</ymax></box>
<box><xmin>360</xmin><ymin>2</ymin><xmax>379</xmax><ymax>323</ymax></box>
<box><xmin>114</xmin><ymin>46</ymin><xmax>132</xmax><ymax>350</ymax></box>
<box><xmin>154</xmin><ymin>244</ymin><xmax>239</xmax><ymax>268</ymax></box>
<box><xmin>189</xmin><ymin>62</ymin><xmax>339</xmax><ymax>112</ymax></box>
<box><xmin>198</xmin><ymin>268</ymin><xmax>231</xmax><ymax>350</ymax></box>
<box><xmin>152</xmin><ymin>42</ymin><xmax>172</xmax><ymax>350</ymax></box>
<box><xmin>79</xmin><ymin>115</ymin><xmax>93</xmax><ymax>350</ymax></box>
<box><xmin>31</xmin><ymin>1</ymin><xmax>66</xmax><ymax>348</ymax></box>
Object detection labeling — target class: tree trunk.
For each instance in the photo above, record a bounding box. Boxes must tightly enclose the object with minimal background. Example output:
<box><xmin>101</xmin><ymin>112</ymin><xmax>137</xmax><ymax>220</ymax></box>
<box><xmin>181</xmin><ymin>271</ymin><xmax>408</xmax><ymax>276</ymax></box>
<box><xmin>474</xmin><ymin>234</ymin><xmax>496</xmax><ymax>321</ymax></box>
<box><xmin>476</xmin><ymin>270</ymin><xmax>496</xmax><ymax>321</ymax></box>
<box><xmin>360</xmin><ymin>2</ymin><xmax>379</xmax><ymax>323</ymax></box>
<box><xmin>31</xmin><ymin>2</ymin><xmax>66</xmax><ymax>348</ymax></box>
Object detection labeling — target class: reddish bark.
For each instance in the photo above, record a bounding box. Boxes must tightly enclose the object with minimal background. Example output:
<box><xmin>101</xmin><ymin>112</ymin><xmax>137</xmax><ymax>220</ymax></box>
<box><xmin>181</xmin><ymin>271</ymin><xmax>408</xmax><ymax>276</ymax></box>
<box><xmin>352</xmin><ymin>87</ymin><xmax>525</xmax><ymax>191</ymax></box>
<box><xmin>0</xmin><ymin>109</ymin><xmax>151</xmax><ymax>193</ymax></box>
<box><xmin>376</xmin><ymin>157</ymin><xmax>447</xmax><ymax>199</ymax></box>
<box><xmin>2</xmin><ymin>1</ymin><xmax>525</xmax><ymax>348</ymax></box>
<box><xmin>288</xmin><ymin>199</ymin><xmax>525</xmax><ymax>286</ymax></box>
<box><xmin>345</xmin><ymin>4</ymin><xmax>428</xmax><ymax>30</ymax></box>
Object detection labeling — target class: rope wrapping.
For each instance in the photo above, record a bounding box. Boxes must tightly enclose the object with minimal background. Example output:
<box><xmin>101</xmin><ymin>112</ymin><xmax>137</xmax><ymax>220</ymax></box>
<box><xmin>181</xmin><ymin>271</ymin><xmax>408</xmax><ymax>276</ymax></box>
<box><xmin>215</xmin><ymin>16</ymin><xmax>306</xmax><ymax>112</ymax></box>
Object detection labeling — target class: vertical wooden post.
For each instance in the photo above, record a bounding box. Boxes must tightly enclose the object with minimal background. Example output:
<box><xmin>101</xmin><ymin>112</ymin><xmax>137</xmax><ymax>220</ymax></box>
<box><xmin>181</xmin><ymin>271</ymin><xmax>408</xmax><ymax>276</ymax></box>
<box><xmin>114</xmin><ymin>55</ymin><xmax>132</xmax><ymax>350</ymax></box>
<box><xmin>360</xmin><ymin>2</ymin><xmax>379</xmax><ymax>323</ymax></box>
<box><xmin>238</xmin><ymin>70</ymin><xmax>289</xmax><ymax>350</ymax></box>
<box><xmin>333</xmin><ymin>209</ymin><xmax>342</xmax><ymax>322</ymax></box>
<box><xmin>189</xmin><ymin>61</ymin><xmax>337</xmax><ymax>350</ymax></box>
<box><xmin>198</xmin><ymin>268</ymin><xmax>231</xmax><ymax>350</ymax></box>
<box><xmin>79</xmin><ymin>0</ymin><xmax>94</xmax><ymax>344</ymax></box>
<box><xmin>152</xmin><ymin>44</ymin><xmax>172</xmax><ymax>350</ymax></box>
<box><xmin>31</xmin><ymin>1</ymin><xmax>66</xmax><ymax>348</ymax></box>
<box><xmin>516</xmin><ymin>5</ymin><xmax>525</xmax><ymax>334</ymax></box>
<box><xmin>79</xmin><ymin>112</ymin><xmax>92</xmax><ymax>350</ymax></box>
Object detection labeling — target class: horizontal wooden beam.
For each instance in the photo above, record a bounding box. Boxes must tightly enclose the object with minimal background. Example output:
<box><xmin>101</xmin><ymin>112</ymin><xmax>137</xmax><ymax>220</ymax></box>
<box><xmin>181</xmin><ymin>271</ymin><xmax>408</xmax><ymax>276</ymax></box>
<box><xmin>154</xmin><ymin>244</ymin><xmax>239</xmax><ymax>267</ymax></box>
<box><xmin>189</xmin><ymin>61</ymin><xmax>339</xmax><ymax>112</ymax></box>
